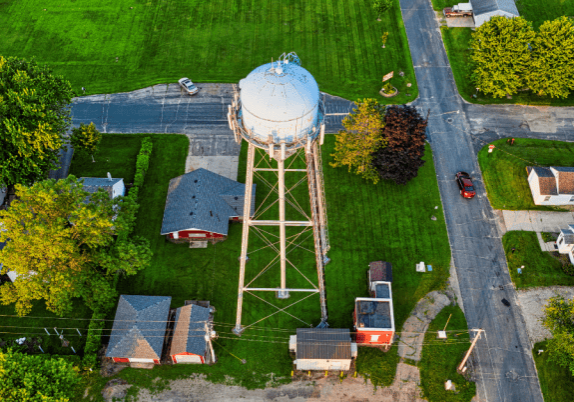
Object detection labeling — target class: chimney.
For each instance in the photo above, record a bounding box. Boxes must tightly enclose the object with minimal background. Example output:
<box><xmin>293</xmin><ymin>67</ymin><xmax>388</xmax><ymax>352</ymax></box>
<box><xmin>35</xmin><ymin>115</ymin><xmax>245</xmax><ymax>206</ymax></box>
<box><xmin>107</xmin><ymin>172</ymin><xmax>112</xmax><ymax>181</ymax></box>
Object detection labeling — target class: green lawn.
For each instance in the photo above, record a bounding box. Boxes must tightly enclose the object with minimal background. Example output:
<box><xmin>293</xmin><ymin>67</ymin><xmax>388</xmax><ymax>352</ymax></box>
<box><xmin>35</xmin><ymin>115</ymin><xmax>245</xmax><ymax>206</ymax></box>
<box><xmin>430</xmin><ymin>0</ymin><xmax>459</xmax><ymax>11</ymax></box>
<box><xmin>71</xmin><ymin>133</ymin><xmax>450</xmax><ymax>396</ymax></box>
<box><xmin>503</xmin><ymin>231</ymin><xmax>574</xmax><ymax>289</ymax></box>
<box><xmin>477</xmin><ymin>138</ymin><xmax>574</xmax><ymax>211</ymax></box>
<box><xmin>441</xmin><ymin>0</ymin><xmax>574</xmax><ymax>107</ymax></box>
<box><xmin>419</xmin><ymin>305</ymin><xmax>476</xmax><ymax>402</ymax></box>
<box><xmin>533</xmin><ymin>340</ymin><xmax>574</xmax><ymax>402</ymax></box>
<box><xmin>0</xmin><ymin>0</ymin><xmax>417</xmax><ymax>103</ymax></box>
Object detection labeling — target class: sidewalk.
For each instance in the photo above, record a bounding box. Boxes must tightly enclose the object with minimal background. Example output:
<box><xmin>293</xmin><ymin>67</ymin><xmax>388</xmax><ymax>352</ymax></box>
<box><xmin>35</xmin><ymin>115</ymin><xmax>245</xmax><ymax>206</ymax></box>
<box><xmin>501</xmin><ymin>210</ymin><xmax>574</xmax><ymax>233</ymax></box>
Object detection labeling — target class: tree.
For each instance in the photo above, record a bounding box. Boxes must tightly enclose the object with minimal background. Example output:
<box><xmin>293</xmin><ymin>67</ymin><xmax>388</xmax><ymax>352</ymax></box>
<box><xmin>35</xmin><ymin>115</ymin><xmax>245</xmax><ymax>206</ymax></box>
<box><xmin>330</xmin><ymin>98</ymin><xmax>387</xmax><ymax>184</ymax></box>
<box><xmin>470</xmin><ymin>17</ymin><xmax>536</xmax><ymax>98</ymax></box>
<box><xmin>0</xmin><ymin>56</ymin><xmax>74</xmax><ymax>188</ymax></box>
<box><xmin>543</xmin><ymin>295</ymin><xmax>574</xmax><ymax>375</ymax></box>
<box><xmin>372</xmin><ymin>105</ymin><xmax>427</xmax><ymax>185</ymax></box>
<box><xmin>527</xmin><ymin>17</ymin><xmax>574</xmax><ymax>99</ymax></box>
<box><xmin>0</xmin><ymin>349</ymin><xmax>80</xmax><ymax>401</ymax></box>
<box><xmin>70</xmin><ymin>122</ymin><xmax>102</xmax><ymax>162</ymax></box>
<box><xmin>0</xmin><ymin>176</ymin><xmax>151</xmax><ymax>316</ymax></box>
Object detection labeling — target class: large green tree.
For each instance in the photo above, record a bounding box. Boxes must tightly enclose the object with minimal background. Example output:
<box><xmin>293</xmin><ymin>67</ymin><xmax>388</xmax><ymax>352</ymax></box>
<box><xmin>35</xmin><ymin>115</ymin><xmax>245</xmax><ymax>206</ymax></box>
<box><xmin>0</xmin><ymin>349</ymin><xmax>80</xmax><ymax>401</ymax></box>
<box><xmin>527</xmin><ymin>17</ymin><xmax>574</xmax><ymax>99</ymax></box>
<box><xmin>0</xmin><ymin>176</ymin><xmax>151</xmax><ymax>316</ymax></box>
<box><xmin>330</xmin><ymin>98</ymin><xmax>387</xmax><ymax>184</ymax></box>
<box><xmin>0</xmin><ymin>56</ymin><xmax>74</xmax><ymax>188</ymax></box>
<box><xmin>543</xmin><ymin>296</ymin><xmax>574</xmax><ymax>375</ymax></box>
<box><xmin>470</xmin><ymin>17</ymin><xmax>536</xmax><ymax>98</ymax></box>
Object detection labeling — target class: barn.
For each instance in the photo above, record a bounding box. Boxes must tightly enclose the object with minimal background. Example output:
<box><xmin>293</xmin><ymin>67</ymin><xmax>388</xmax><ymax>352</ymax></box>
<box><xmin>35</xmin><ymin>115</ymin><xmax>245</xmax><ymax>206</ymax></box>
<box><xmin>354</xmin><ymin>261</ymin><xmax>395</xmax><ymax>346</ymax></box>
<box><xmin>289</xmin><ymin>328</ymin><xmax>357</xmax><ymax>371</ymax></box>
<box><xmin>170</xmin><ymin>302</ymin><xmax>216</xmax><ymax>364</ymax></box>
<box><xmin>80</xmin><ymin>174</ymin><xmax>125</xmax><ymax>199</ymax></box>
<box><xmin>161</xmin><ymin>168</ymin><xmax>256</xmax><ymax>244</ymax></box>
<box><xmin>106</xmin><ymin>295</ymin><xmax>172</xmax><ymax>365</ymax></box>
<box><xmin>470</xmin><ymin>0</ymin><xmax>520</xmax><ymax>27</ymax></box>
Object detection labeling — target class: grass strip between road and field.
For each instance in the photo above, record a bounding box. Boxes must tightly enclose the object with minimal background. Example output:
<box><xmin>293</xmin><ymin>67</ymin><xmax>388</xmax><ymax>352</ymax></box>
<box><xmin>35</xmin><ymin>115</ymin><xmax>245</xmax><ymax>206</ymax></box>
<box><xmin>477</xmin><ymin>138</ymin><xmax>574</xmax><ymax>211</ymax></box>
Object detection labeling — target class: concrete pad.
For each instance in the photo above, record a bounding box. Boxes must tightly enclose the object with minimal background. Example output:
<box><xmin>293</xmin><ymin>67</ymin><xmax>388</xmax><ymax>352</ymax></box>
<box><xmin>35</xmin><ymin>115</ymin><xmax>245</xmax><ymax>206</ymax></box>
<box><xmin>517</xmin><ymin>287</ymin><xmax>574</xmax><ymax>344</ymax></box>
<box><xmin>186</xmin><ymin>156</ymin><xmax>239</xmax><ymax>181</ymax></box>
<box><xmin>502</xmin><ymin>210</ymin><xmax>574</xmax><ymax>232</ymax></box>
<box><xmin>445</xmin><ymin>16</ymin><xmax>475</xmax><ymax>28</ymax></box>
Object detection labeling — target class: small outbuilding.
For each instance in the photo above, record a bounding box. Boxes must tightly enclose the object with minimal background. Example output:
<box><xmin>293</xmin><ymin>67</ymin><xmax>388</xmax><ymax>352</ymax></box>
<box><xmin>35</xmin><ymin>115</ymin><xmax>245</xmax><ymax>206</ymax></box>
<box><xmin>170</xmin><ymin>302</ymin><xmax>216</xmax><ymax>364</ymax></box>
<box><xmin>557</xmin><ymin>225</ymin><xmax>574</xmax><ymax>264</ymax></box>
<box><xmin>526</xmin><ymin>166</ymin><xmax>574</xmax><ymax>206</ymax></box>
<box><xmin>81</xmin><ymin>173</ymin><xmax>125</xmax><ymax>199</ymax></box>
<box><xmin>106</xmin><ymin>295</ymin><xmax>172</xmax><ymax>365</ymax></box>
<box><xmin>470</xmin><ymin>0</ymin><xmax>520</xmax><ymax>27</ymax></box>
<box><xmin>161</xmin><ymin>168</ymin><xmax>256</xmax><ymax>244</ymax></box>
<box><xmin>289</xmin><ymin>328</ymin><xmax>357</xmax><ymax>371</ymax></box>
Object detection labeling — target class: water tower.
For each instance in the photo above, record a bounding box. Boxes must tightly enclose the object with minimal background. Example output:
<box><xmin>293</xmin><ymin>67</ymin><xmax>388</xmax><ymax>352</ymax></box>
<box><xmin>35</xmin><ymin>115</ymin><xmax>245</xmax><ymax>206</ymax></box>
<box><xmin>228</xmin><ymin>53</ymin><xmax>330</xmax><ymax>334</ymax></box>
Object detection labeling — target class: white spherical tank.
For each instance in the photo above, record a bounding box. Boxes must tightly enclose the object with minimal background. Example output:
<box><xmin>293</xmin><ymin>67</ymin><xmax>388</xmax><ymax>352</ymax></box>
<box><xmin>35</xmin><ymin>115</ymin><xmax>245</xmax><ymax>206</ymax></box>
<box><xmin>238</xmin><ymin>57</ymin><xmax>323</xmax><ymax>147</ymax></box>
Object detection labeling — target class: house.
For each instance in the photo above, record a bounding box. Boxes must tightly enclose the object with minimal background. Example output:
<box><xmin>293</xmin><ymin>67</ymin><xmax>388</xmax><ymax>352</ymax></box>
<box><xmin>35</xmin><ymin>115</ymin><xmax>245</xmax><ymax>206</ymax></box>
<box><xmin>106</xmin><ymin>295</ymin><xmax>172</xmax><ymax>365</ymax></box>
<box><xmin>470</xmin><ymin>0</ymin><xmax>520</xmax><ymax>27</ymax></box>
<box><xmin>170</xmin><ymin>302</ymin><xmax>216</xmax><ymax>364</ymax></box>
<box><xmin>161</xmin><ymin>168</ymin><xmax>256</xmax><ymax>244</ymax></box>
<box><xmin>526</xmin><ymin>166</ymin><xmax>574</xmax><ymax>206</ymax></box>
<box><xmin>289</xmin><ymin>328</ymin><xmax>357</xmax><ymax>371</ymax></box>
<box><xmin>354</xmin><ymin>261</ymin><xmax>395</xmax><ymax>346</ymax></box>
<box><xmin>557</xmin><ymin>225</ymin><xmax>574</xmax><ymax>264</ymax></box>
<box><xmin>80</xmin><ymin>173</ymin><xmax>125</xmax><ymax>199</ymax></box>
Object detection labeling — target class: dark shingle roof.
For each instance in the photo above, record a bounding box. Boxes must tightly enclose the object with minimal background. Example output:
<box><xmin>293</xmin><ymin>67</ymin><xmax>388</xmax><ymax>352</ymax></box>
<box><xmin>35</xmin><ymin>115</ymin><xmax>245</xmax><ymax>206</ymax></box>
<box><xmin>470</xmin><ymin>0</ymin><xmax>519</xmax><ymax>16</ymax></box>
<box><xmin>170</xmin><ymin>304</ymin><xmax>210</xmax><ymax>356</ymax></box>
<box><xmin>296</xmin><ymin>328</ymin><xmax>351</xmax><ymax>360</ymax></box>
<box><xmin>106</xmin><ymin>295</ymin><xmax>172</xmax><ymax>359</ymax></box>
<box><xmin>375</xmin><ymin>283</ymin><xmax>390</xmax><ymax>299</ymax></box>
<box><xmin>369</xmin><ymin>261</ymin><xmax>392</xmax><ymax>282</ymax></box>
<box><xmin>80</xmin><ymin>177</ymin><xmax>123</xmax><ymax>199</ymax></box>
<box><xmin>356</xmin><ymin>300</ymin><xmax>393</xmax><ymax>330</ymax></box>
<box><xmin>561</xmin><ymin>226</ymin><xmax>574</xmax><ymax>245</ymax></box>
<box><xmin>161</xmin><ymin>169</ymin><xmax>256</xmax><ymax>235</ymax></box>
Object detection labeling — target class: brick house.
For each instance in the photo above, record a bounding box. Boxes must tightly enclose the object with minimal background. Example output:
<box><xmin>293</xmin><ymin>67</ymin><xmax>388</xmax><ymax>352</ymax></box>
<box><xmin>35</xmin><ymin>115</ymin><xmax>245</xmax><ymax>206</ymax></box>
<box><xmin>161</xmin><ymin>169</ymin><xmax>256</xmax><ymax>244</ymax></box>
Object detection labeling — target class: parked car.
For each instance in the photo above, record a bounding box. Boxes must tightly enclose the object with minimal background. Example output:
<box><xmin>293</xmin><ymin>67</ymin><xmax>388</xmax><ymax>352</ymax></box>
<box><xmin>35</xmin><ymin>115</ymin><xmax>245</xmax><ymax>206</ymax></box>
<box><xmin>455</xmin><ymin>172</ymin><xmax>476</xmax><ymax>199</ymax></box>
<box><xmin>178</xmin><ymin>78</ymin><xmax>199</xmax><ymax>95</ymax></box>
<box><xmin>443</xmin><ymin>3</ymin><xmax>473</xmax><ymax>17</ymax></box>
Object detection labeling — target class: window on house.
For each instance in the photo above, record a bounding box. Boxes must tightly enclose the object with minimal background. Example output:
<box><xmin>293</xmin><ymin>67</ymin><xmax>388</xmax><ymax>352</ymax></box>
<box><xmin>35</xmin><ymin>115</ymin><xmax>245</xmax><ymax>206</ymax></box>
<box><xmin>544</xmin><ymin>196</ymin><xmax>551</xmax><ymax>202</ymax></box>
<box><xmin>559</xmin><ymin>238</ymin><xmax>564</xmax><ymax>245</ymax></box>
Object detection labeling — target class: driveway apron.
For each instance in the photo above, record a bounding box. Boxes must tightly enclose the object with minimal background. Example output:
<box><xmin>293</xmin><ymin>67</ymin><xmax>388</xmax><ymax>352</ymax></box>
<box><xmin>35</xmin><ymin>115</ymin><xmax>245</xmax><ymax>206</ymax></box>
<box><xmin>401</xmin><ymin>0</ymin><xmax>543</xmax><ymax>400</ymax></box>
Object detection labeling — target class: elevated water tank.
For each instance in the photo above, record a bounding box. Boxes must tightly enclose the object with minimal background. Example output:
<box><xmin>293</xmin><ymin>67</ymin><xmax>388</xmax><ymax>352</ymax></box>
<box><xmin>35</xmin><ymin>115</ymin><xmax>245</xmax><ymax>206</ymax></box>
<box><xmin>238</xmin><ymin>56</ymin><xmax>323</xmax><ymax>147</ymax></box>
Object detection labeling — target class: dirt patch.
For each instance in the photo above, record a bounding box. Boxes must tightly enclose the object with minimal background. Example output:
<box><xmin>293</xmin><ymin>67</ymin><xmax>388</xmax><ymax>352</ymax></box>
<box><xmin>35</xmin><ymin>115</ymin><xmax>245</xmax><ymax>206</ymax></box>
<box><xmin>516</xmin><ymin>286</ymin><xmax>574</xmax><ymax>344</ymax></box>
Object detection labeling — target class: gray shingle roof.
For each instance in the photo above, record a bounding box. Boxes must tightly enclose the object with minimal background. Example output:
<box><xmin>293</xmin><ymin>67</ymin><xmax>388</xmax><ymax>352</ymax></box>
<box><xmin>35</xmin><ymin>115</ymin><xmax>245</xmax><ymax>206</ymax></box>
<box><xmin>561</xmin><ymin>227</ymin><xmax>574</xmax><ymax>245</ymax></box>
<box><xmin>106</xmin><ymin>295</ymin><xmax>172</xmax><ymax>359</ymax></box>
<box><xmin>296</xmin><ymin>328</ymin><xmax>351</xmax><ymax>360</ymax></box>
<box><xmin>161</xmin><ymin>169</ymin><xmax>256</xmax><ymax>235</ymax></box>
<box><xmin>470</xmin><ymin>0</ymin><xmax>519</xmax><ymax>16</ymax></box>
<box><xmin>356</xmin><ymin>300</ymin><xmax>393</xmax><ymax>330</ymax></box>
<box><xmin>170</xmin><ymin>304</ymin><xmax>210</xmax><ymax>356</ymax></box>
<box><xmin>80</xmin><ymin>177</ymin><xmax>123</xmax><ymax>198</ymax></box>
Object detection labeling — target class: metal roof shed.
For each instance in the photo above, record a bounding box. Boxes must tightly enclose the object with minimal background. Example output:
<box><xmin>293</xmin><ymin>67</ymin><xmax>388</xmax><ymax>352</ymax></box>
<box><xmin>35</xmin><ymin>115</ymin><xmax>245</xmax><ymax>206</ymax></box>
<box><xmin>470</xmin><ymin>0</ymin><xmax>520</xmax><ymax>27</ymax></box>
<box><xmin>291</xmin><ymin>328</ymin><xmax>357</xmax><ymax>371</ymax></box>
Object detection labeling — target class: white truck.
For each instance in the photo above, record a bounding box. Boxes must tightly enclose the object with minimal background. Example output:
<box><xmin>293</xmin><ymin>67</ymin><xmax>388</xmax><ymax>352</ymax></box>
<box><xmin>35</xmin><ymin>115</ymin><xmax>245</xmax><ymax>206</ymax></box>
<box><xmin>443</xmin><ymin>3</ymin><xmax>473</xmax><ymax>17</ymax></box>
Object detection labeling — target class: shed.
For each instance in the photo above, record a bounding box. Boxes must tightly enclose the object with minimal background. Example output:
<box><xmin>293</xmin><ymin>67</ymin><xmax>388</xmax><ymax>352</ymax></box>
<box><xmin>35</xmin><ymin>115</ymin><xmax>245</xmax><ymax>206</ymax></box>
<box><xmin>106</xmin><ymin>295</ymin><xmax>172</xmax><ymax>365</ymax></box>
<box><xmin>80</xmin><ymin>175</ymin><xmax>125</xmax><ymax>199</ymax></box>
<box><xmin>170</xmin><ymin>303</ymin><xmax>216</xmax><ymax>364</ymax></box>
<box><xmin>290</xmin><ymin>328</ymin><xmax>357</xmax><ymax>371</ymax></box>
<box><xmin>557</xmin><ymin>224</ymin><xmax>574</xmax><ymax>265</ymax></box>
<box><xmin>470</xmin><ymin>0</ymin><xmax>519</xmax><ymax>27</ymax></box>
<box><xmin>354</xmin><ymin>279</ymin><xmax>395</xmax><ymax>346</ymax></box>
<box><xmin>526</xmin><ymin>166</ymin><xmax>574</xmax><ymax>206</ymax></box>
<box><xmin>161</xmin><ymin>168</ymin><xmax>256</xmax><ymax>243</ymax></box>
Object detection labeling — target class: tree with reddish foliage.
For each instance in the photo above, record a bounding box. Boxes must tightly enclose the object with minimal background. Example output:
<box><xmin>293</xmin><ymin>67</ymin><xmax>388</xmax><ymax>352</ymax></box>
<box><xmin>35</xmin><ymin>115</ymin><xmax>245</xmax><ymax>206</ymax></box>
<box><xmin>372</xmin><ymin>105</ymin><xmax>427</xmax><ymax>185</ymax></box>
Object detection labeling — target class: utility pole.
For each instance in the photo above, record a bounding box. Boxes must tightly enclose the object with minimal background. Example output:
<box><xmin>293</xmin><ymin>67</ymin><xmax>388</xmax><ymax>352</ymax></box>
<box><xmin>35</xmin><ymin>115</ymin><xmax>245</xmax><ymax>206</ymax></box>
<box><xmin>458</xmin><ymin>329</ymin><xmax>483</xmax><ymax>373</ymax></box>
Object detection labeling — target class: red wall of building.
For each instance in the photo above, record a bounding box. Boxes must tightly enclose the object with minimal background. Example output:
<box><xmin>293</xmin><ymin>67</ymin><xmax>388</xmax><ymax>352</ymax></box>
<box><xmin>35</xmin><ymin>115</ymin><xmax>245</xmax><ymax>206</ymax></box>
<box><xmin>112</xmin><ymin>357</ymin><xmax>160</xmax><ymax>364</ymax></box>
<box><xmin>169</xmin><ymin>230</ymin><xmax>225</xmax><ymax>239</ymax></box>
<box><xmin>355</xmin><ymin>330</ymin><xmax>394</xmax><ymax>345</ymax></box>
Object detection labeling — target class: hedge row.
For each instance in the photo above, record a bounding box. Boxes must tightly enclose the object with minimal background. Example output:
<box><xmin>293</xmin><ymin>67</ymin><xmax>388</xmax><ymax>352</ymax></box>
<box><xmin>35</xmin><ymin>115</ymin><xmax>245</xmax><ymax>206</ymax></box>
<box><xmin>81</xmin><ymin>311</ymin><xmax>106</xmax><ymax>368</ymax></box>
<box><xmin>115</xmin><ymin>137</ymin><xmax>153</xmax><ymax>242</ymax></box>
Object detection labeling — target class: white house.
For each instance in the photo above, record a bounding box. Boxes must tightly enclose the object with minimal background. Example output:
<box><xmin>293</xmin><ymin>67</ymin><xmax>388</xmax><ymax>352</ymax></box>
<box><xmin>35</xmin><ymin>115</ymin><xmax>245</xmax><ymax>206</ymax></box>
<box><xmin>290</xmin><ymin>328</ymin><xmax>357</xmax><ymax>371</ymax></box>
<box><xmin>557</xmin><ymin>225</ymin><xmax>574</xmax><ymax>264</ymax></box>
<box><xmin>80</xmin><ymin>174</ymin><xmax>125</xmax><ymax>199</ymax></box>
<box><xmin>526</xmin><ymin>166</ymin><xmax>574</xmax><ymax>206</ymax></box>
<box><xmin>470</xmin><ymin>0</ymin><xmax>520</xmax><ymax>27</ymax></box>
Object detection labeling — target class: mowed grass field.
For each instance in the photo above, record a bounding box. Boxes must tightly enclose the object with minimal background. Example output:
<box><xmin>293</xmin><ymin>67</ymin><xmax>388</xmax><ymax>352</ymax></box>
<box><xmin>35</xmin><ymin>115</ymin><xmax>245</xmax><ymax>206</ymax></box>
<box><xmin>533</xmin><ymin>340</ymin><xmax>574</xmax><ymax>402</ymax></box>
<box><xmin>71</xmin><ymin>133</ymin><xmax>450</xmax><ymax>395</ymax></box>
<box><xmin>477</xmin><ymin>138</ymin><xmax>574</xmax><ymax>211</ymax></box>
<box><xmin>0</xmin><ymin>0</ymin><xmax>417</xmax><ymax>103</ymax></box>
<box><xmin>441</xmin><ymin>0</ymin><xmax>574</xmax><ymax>105</ymax></box>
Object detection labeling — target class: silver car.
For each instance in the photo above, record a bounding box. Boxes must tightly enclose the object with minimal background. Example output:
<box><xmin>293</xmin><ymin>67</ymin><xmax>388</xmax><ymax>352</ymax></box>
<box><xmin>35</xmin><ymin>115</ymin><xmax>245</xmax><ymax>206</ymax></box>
<box><xmin>178</xmin><ymin>78</ymin><xmax>199</xmax><ymax>95</ymax></box>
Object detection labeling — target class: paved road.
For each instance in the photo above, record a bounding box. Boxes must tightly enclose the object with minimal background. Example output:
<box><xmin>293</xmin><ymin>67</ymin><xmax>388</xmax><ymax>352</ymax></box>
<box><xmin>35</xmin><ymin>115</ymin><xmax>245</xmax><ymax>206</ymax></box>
<box><xmin>401</xmin><ymin>0</ymin><xmax>544</xmax><ymax>400</ymax></box>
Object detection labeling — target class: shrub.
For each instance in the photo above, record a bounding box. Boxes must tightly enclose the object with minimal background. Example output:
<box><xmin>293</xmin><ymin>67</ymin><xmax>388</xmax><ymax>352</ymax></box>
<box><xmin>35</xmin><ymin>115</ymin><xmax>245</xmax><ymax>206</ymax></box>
<box><xmin>563</xmin><ymin>263</ymin><xmax>574</xmax><ymax>276</ymax></box>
